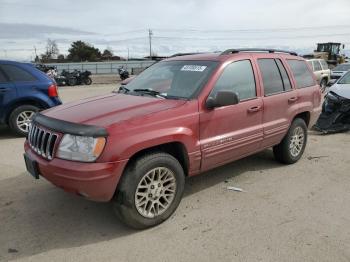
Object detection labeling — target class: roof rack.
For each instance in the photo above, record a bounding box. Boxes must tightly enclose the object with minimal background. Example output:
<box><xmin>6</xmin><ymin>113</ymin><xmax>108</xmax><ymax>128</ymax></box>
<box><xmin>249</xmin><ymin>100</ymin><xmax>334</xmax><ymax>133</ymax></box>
<box><xmin>221</xmin><ymin>48</ymin><xmax>298</xmax><ymax>56</ymax></box>
<box><xmin>169</xmin><ymin>52</ymin><xmax>205</xmax><ymax>58</ymax></box>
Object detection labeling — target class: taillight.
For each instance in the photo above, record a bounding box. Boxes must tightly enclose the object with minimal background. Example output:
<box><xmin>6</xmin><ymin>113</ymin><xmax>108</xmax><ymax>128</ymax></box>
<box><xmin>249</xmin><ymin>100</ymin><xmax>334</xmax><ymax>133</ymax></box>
<box><xmin>48</xmin><ymin>84</ymin><xmax>58</xmax><ymax>97</ymax></box>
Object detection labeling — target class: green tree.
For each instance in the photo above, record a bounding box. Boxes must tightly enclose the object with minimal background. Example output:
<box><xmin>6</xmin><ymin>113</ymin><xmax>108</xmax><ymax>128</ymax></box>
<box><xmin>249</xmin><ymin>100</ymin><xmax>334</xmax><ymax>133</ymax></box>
<box><xmin>68</xmin><ymin>41</ymin><xmax>101</xmax><ymax>62</ymax></box>
<box><xmin>102</xmin><ymin>48</ymin><xmax>113</xmax><ymax>60</ymax></box>
<box><xmin>57</xmin><ymin>54</ymin><xmax>65</xmax><ymax>62</ymax></box>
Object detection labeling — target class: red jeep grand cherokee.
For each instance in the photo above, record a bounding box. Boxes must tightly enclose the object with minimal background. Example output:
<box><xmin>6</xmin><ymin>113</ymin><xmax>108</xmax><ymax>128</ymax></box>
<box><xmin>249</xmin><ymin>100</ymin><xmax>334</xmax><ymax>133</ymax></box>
<box><xmin>24</xmin><ymin>49</ymin><xmax>321</xmax><ymax>228</ymax></box>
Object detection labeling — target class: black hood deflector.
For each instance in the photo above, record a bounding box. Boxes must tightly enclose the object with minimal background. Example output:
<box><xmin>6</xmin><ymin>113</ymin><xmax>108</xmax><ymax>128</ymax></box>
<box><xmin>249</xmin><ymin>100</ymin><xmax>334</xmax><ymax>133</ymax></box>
<box><xmin>32</xmin><ymin>113</ymin><xmax>108</xmax><ymax>137</ymax></box>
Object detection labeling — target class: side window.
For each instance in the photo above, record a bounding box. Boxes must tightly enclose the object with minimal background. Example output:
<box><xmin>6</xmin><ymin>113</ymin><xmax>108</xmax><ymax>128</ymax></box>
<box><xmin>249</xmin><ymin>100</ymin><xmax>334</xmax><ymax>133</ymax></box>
<box><xmin>1</xmin><ymin>65</ymin><xmax>36</xmax><ymax>82</ymax></box>
<box><xmin>258</xmin><ymin>59</ymin><xmax>284</xmax><ymax>95</ymax></box>
<box><xmin>287</xmin><ymin>60</ymin><xmax>315</xmax><ymax>88</ymax></box>
<box><xmin>313</xmin><ymin>61</ymin><xmax>322</xmax><ymax>71</ymax></box>
<box><xmin>211</xmin><ymin>60</ymin><xmax>256</xmax><ymax>101</ymax></box>
<box><xmin>320</xmin><ymin>60</ymin><xmax>328</xmax><ymax>70</ymax></box>
<box><xmin>307</xmin><ymin>61</ymin><xmax>313</xmax><ymax>70</ymax></box>
<box><xmin>275</xmin><ymin>59</ymin><xmax>292</xmax><ymax>90</ymax></box>
<box><xmin>0</xmin><ymin>69</ymin><xmax>8</xmax><ymax>83</ymax></box>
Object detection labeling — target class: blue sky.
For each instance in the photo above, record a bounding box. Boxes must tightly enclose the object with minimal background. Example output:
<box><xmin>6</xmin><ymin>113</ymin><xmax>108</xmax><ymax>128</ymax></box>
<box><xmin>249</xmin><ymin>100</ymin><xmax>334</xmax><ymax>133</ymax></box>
<box><xmin>0</xmin><ymin>0</ymin><xmax>349</xmax><ymax>60</ymax></box>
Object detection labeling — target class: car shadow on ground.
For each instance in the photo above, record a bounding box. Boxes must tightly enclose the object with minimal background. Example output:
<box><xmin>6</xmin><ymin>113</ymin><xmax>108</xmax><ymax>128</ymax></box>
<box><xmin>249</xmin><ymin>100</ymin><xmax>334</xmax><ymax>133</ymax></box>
<box><xmin>0</xmin><ymin>149</ymin><xmax>280</xmax><ymax>261</ymax></box>
<box><xmin>183</xmin><ymin>149</ymin><xmax>279</xmax><ymax>197</ymax></box>
<box><xmin>0</xmin><ymin>125</ymin><xmax>18</xmax><ymax>140</ymax></box>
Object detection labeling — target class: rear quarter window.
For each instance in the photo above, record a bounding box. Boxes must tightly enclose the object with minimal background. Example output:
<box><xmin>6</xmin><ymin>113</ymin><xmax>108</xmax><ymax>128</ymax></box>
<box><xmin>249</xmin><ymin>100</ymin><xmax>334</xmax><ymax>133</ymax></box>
<box><xmin>287</xmin><ymin>60</ymin><xmax>315</xmax><ymax>88</ymax></box>
<box><xmin>313</xmin><ymin>61</ymin><xmax>322</xmax><ymax>71</ymax></box>
<box><xmin>1</xmin><ymin>64</ymin><xmax>37</xmax><ymax>82</ymax></box>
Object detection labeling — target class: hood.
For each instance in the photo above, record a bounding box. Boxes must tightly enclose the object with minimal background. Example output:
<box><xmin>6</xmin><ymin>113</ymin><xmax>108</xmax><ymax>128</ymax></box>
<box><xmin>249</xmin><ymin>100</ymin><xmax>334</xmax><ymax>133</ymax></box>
<box><xmin>43</xmin><ymin>93</ymin><xmax>186</xmax><ymax>127</ymax></box>
<box><xmin>329</xmin><ymin>83</ymin><xmax>350</xmax><ymax>99</ymax></box>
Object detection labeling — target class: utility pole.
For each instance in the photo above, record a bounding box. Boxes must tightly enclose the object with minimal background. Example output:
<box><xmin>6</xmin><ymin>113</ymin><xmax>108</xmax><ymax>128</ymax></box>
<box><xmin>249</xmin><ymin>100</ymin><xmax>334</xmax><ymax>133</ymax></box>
<box><xmin>149</xmin><ymin>29</ymin><xmax>153</xmax><ymax>60</ymax></box>
<box><xmin>33</xmin><ymin>46</ymin><xmax>38</xmax><ymax>62</ymax></box>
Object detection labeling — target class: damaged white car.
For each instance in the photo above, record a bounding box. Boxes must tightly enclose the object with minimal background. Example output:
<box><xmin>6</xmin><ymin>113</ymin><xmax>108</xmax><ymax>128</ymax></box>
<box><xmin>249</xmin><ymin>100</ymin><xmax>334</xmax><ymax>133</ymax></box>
<box><xmin>315</xmin><ymin>71</ymin><xmax>350</xmax><ymax>134</ymax></box>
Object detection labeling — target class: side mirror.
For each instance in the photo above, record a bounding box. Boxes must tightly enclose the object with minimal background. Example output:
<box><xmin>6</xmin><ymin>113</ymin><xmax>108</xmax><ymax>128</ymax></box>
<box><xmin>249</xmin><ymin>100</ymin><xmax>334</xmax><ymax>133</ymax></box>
<box><xmin>327</xmin><ymin>79</ymin><xmax>336</xmax><ymax>87</ymax></box>
<box><xmin>206</xmin><ymin>90</ymin><xmax>239</xmax><ymax>109</ymax></box>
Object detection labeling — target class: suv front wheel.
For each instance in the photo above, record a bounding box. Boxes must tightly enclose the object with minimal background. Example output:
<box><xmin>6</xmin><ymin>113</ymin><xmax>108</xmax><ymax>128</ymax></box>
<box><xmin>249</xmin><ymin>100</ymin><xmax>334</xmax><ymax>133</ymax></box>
<box><xmin>273</xmin><ymin>118</ymin><xmax>307</xmax><ymax>164</ymax></box>
<box><xmin>9</xmin><ymin>105</ymin><xmax>39</xmax><ymax>136</ymax></box>
<box><xmin>113</xmin><ymin>152</ymin><xmax>185</xmax><ymax>229</ymax></box>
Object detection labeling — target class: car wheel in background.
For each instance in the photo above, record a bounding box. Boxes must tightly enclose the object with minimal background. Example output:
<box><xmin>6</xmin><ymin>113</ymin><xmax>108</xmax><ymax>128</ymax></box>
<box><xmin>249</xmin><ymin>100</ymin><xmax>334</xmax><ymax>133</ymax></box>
<box><xmin>9</xmin><ymin>105</ymin><xmax>39</xmax><ymax>136</ymax></box>
<box><xmin>113</xmin><ymin>152</ymin><xmax>185</xmax><ymax>229</ymax></box>
<box><xmin>273</xmin><ymin>118</ymin><xmax>307</xmax><ymax>164</ymax></box>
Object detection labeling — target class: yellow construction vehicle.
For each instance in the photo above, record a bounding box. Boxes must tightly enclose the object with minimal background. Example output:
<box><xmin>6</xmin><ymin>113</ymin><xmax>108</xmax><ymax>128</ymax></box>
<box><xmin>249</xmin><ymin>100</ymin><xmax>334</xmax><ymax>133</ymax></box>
<box><xmin>313</xmin><ymin>42</ymin><xmax>345</xmax><ymax>67</ymax></box>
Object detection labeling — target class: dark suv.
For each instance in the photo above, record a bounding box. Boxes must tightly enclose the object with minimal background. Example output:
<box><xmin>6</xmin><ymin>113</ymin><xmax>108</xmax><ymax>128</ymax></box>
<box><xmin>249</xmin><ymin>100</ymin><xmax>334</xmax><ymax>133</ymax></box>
<box><xmin>24</xmin><ymin>49</ymin><xmax>321</xmax><ymax>229</ymax></box>
<box><xmin>0</xmin><ymin>60</ymin><xmax>61</xmax><ymax>135</ymax></box>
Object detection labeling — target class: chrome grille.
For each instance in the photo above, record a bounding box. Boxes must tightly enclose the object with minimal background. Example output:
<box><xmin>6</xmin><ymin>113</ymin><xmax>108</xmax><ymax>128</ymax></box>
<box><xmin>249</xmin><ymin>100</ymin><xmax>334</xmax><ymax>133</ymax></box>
<box><xmin>28</xmin><ymin>124</ymin><xmax>58</xmax><ymax>160</ymax></box>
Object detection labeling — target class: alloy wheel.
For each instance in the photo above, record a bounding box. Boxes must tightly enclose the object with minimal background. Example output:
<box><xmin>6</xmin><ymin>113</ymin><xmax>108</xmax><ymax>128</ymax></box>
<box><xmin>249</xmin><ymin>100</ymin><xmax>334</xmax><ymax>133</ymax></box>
<box><xmin>135</xmin><ymin>167</ymin><xmax>177</xmax><ymax>218</ymax></box>
<box><xmin>16</xmin><ymin>111</ymin><xmax>35</xmax><ymax>133</ymax></box>
<box><xmin>289</xmin><ymin>126</ymin><xmax>305</xmax><ymax>157</ymax></box>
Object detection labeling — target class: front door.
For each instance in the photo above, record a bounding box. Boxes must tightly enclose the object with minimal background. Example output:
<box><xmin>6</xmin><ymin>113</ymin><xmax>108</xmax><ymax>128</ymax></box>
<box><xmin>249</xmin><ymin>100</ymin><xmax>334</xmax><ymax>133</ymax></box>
<box><xmin>199</xmin><ymin>59</ymin><xmax>263</xmax><ymax>171</ymax></box>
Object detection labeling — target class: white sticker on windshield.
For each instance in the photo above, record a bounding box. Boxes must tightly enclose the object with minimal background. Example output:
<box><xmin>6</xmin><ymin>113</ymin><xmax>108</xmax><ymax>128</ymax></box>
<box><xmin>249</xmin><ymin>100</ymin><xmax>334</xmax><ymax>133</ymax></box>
<box><xmin>181</xmin><ymin>65</ymin><xmax>207</xmax><ymax>72</ymax></box>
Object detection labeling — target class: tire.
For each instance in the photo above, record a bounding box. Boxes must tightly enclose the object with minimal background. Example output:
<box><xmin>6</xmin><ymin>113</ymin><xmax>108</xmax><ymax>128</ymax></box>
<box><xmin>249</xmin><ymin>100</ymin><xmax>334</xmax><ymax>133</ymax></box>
<box><xmin>113</xmin><ymin>152</ymin><xmax>185</xmax><ymax>229</ymax></box>
<box><xmin>84</xmin><ymin>77</ymin><xmax>92</xmax><ymax>85</ymax></box>
<box><xmin>320</xmin><ymin>78</ymin><xmax>327</xmax><ymax>93</ymax></box>
<box><xmin>273</xmin><ymin>118</ymin><xmax>307</xmax><ymax>164</ymax></box>
<box><xmin>67</xmin><ymin>77</ymin><xmax>77</xmax><ymax>86</ymax></box>
<box><xmin>9</xmin><ymin>105</ymin><xmax>39</xmax><ymax>136</ymax></box>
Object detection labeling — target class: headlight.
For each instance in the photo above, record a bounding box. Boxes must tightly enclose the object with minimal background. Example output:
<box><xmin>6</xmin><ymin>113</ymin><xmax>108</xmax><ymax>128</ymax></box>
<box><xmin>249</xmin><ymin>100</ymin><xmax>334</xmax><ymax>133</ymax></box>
<box><xmin>57</xmin><ymin>134</ymin><xmax>106</xmax><ymax>162</ymax></box>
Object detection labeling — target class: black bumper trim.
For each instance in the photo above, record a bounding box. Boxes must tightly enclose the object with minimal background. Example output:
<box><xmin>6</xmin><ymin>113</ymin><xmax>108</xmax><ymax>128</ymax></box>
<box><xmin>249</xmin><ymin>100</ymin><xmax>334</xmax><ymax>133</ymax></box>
<box><xmin>32</xmin><ymin>113</ymin><xmax>108</xmax><ymax>137</ymax></box>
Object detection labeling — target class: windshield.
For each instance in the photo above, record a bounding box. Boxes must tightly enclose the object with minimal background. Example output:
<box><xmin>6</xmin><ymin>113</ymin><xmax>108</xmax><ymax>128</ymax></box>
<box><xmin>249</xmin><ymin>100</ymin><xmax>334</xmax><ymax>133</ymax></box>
<box><xmin>124</xmin><ymin>60</ymin><xmax>218</xmax><ymax>99</ymax></box>
<box><xmin>338</xmin><ymin>72</ymin><xmax>350</xmax><ymax>84</ymax></box>
<box><xmin>333</xmin><ymin>64</ymin><xmax>350</xmax><ymax>71</ymax></box>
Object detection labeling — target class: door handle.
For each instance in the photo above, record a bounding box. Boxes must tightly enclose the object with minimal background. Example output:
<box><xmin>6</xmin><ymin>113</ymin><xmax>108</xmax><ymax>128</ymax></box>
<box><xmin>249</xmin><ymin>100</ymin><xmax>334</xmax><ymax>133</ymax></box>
<box><xmin>247</xmin><ymin>106</ymin><xmax>262</xmax><ymax>113</ymax></box>
<box><xmin>288</xmin><ymin>97</ymin><xmax>298</xmax><ymax>103</ymax></box>
<box><xmin>0</xmin><ymin>87</ymin><xmax>9</xmax><ymax>93</ymax></box>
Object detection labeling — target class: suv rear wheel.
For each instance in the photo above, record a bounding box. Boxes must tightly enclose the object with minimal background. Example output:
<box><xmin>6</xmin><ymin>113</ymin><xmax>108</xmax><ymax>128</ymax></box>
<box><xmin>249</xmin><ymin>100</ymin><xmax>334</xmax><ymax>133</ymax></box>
<box><xmin>273</xmin><ymin>118</ymin><xmax>307</xmax><ymax>164</ymax></box>
<box><xmin>113</xmin><ymin>152</ymin><xmax>185</xmax><ymax>229</ymax></box>
<box><xmin>9</xmin><ymin>105</ymin><xmax>39</xmax><ymax>136</ymax></box>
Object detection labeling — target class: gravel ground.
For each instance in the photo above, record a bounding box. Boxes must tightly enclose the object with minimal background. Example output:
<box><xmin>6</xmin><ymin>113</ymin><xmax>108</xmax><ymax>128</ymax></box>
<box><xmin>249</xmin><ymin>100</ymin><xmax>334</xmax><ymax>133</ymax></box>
<box><xmin>0</xmin><ymin>84</ymin><xmax>349</xmax><ymax>262</ymax></box>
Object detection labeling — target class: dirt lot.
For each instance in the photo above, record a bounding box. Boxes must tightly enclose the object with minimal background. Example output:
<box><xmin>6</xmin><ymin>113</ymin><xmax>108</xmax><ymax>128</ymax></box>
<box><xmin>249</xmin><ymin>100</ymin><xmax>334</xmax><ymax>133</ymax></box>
<box><xmin>0</xmin><ymin>84</ymin><xmax>349</xmax><ymax>262</ymax></box>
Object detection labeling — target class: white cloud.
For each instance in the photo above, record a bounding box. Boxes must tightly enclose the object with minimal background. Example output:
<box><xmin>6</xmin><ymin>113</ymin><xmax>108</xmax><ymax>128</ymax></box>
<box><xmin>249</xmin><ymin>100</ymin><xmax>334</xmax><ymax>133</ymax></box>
<box><xmin>0</xmin><ymin>0</ymin><xmax>349</xmax><ymax>60</ymax></box>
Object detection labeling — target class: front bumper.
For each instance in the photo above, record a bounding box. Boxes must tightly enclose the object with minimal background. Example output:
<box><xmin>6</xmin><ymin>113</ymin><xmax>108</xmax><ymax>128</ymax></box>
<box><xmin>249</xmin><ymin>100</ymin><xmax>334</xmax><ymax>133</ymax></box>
<box><xmin>24</xmin><ymin>142</ymin><xmax>128</xmax><ymax>202</ymax></box>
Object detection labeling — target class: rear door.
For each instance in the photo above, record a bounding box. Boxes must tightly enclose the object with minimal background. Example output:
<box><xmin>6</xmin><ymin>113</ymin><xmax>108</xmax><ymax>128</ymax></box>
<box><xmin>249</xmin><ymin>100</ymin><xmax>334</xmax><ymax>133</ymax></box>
<box><xmin>255</xmin><ymin>57</ymin><xmax>299</xmax><ymax>147</ymax></box>
<box><xmin>1</xmin><ymin>64</ymin><xmax>38</xmax><ymax>98</ymax></box>
<box><xmin>0</xmin><ymin>66</ymin><xmax>16</xmax><ymax>122</ymax></box>
<box><xmin>199</xmin><ymin>59</ymin><xmax>263</xmax><ymax>171</ymax></box>
<box><xmin>286</xmin><ymin>59</ymin><xmax>320</xmax><ymax>121</ymax></box>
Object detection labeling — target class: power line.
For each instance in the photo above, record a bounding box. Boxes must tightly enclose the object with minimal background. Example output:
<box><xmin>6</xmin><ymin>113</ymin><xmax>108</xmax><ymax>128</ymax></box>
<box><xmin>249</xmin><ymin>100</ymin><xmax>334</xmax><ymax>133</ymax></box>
<box><xmin>153</xmin><ymin>32</ymin><xmax>350</xmax><ymax>41</ymax></box>
<box><xmin>153</xmin><ymin>24</ymin><xmax>350</xmax><ymax>33</ymax></box>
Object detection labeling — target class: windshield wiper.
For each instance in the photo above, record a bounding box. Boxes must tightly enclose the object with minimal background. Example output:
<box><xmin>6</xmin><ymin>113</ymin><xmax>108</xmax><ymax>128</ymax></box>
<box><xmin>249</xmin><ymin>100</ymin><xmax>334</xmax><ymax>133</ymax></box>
<box><xmin>133</xmin><ymin>88</ymin><xmax>166</xmax><ymax>98</ymax></box>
